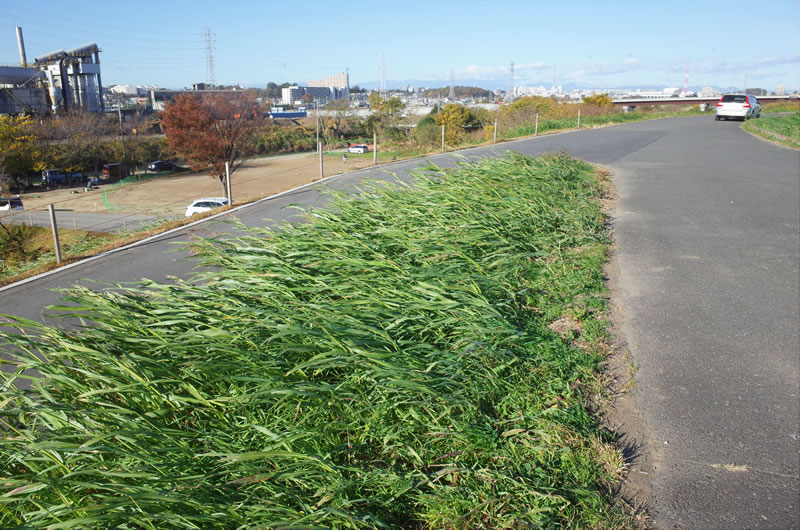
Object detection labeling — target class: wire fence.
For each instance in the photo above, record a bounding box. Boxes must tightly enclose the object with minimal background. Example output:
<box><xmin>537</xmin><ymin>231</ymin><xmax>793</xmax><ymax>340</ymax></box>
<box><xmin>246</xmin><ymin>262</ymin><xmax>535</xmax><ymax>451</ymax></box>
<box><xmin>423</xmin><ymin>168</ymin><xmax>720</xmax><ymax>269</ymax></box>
<box><xmin>0</xmin><ymin>153</ymin><xmax>342</xmax><ymax>283</ymax></box>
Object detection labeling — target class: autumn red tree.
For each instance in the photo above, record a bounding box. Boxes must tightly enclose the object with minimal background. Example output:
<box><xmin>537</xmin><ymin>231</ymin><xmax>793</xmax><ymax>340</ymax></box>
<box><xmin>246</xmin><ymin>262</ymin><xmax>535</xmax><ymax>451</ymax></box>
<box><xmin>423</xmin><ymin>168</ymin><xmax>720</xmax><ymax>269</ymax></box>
<box><xmin>160</xmin><ymin>92</ymin><xmax>263</xmax><ymax>197</ymax></box>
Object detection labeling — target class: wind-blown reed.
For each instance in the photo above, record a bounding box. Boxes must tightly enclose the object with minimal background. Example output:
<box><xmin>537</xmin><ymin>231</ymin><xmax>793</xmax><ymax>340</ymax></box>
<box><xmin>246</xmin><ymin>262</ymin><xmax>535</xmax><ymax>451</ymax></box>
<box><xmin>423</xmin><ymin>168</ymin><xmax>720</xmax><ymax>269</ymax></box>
<box><xmin>1</xmin><ymin>152</ymin><xmax>627</xmax><ymax>527</ymax></box>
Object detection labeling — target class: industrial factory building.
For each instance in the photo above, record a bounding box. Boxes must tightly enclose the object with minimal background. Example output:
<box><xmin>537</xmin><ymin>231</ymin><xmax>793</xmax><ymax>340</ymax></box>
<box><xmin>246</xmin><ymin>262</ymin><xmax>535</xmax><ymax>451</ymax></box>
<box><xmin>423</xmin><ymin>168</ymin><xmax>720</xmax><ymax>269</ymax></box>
<box><xmin>0</xmin><ymin>27</ymin><xmax>104</xmax><ymax>114</ymax></box>
<box><xmin>281</xmin><ymin>72</ymin><xmax>350</xmax><ymax>105</ymax></box>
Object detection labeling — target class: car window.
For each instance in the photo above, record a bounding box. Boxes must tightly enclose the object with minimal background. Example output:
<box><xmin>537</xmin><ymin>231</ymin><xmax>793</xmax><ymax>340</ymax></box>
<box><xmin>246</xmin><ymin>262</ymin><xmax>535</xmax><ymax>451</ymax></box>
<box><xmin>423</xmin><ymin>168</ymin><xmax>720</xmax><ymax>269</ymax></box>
<box><xmin>722</xmin><ymin>95</ymin><xmax>746</xmax><ymax>103</ymax></box>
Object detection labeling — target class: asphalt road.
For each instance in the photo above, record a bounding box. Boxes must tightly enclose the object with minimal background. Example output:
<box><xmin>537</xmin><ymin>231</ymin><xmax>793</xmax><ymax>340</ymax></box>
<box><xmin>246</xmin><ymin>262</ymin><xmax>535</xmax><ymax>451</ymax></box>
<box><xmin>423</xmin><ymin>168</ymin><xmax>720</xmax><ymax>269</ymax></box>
<box><xmin>1</xmin><ymin>115</ymin><xmax>798</xmax><ymax>527</ymax></box>
<box><xmin>0</xmin><ymin>209</ymin><xmax>171</xmax><ymax>232</ymax></box>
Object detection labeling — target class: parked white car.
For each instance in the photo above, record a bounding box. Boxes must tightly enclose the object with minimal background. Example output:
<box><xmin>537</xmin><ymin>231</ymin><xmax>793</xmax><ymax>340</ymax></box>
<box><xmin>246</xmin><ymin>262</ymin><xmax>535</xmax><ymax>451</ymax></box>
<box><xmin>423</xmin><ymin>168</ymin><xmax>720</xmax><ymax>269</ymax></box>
<box><xmin>716</xmin><ymin>94</ymin><xmax>761</xmax><ymax>121</ymax></box>
<box><xmin>185</xmin><ymin>197</ymin><xmax>229</xmax><ymax>217</ymax></box>
<box><xmin>0</xmin><ymin>196</ymin><xmax>24</xmax><ymax>211</ymax></box>
<box><xmin>347</xmin><ymin>144</ymin><xmax>369</xmax><ymax>154</ymax></box>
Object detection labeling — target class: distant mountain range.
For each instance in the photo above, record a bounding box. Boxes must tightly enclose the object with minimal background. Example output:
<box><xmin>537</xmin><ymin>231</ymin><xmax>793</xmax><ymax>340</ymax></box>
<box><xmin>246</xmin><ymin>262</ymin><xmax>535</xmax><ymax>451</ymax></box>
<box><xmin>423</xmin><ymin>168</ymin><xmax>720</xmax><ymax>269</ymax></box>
<box><xmin>245</xmin><ymin>79</ymin><xmax>782</xmax><ymax>95</ymax></box>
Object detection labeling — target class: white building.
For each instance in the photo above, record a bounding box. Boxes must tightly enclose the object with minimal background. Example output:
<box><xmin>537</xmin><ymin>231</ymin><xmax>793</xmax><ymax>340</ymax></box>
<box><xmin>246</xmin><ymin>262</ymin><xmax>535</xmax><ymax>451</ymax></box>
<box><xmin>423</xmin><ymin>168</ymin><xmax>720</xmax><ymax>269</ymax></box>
<box><xmin>109</xmin><ymin>84</ymin><xmax>140</xmax><ymax>96</ymax></box>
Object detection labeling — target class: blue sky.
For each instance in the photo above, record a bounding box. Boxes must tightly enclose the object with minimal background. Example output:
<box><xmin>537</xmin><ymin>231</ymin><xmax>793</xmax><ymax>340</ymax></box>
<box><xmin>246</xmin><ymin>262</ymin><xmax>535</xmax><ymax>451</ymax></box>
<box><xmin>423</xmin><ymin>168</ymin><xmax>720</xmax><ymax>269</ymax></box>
<box><xmin>1</xmin><ymin>0</ymin><xmax>798</xmax><ymax>91</ymax></box>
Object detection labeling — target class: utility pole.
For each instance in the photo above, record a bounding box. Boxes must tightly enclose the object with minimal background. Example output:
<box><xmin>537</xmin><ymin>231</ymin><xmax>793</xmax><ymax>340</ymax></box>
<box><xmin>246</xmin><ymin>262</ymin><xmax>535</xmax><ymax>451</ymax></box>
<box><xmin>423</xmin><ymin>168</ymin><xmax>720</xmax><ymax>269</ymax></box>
<box><xmin>493</xmin><ymin>118</ymin><xmax>497</xmax><ymax>143</ymax></box>
<box><xmin>373</xmin><ymin>132</ymin><xmax>377</xmax><ymax>164</ymax></box>
<box><xmin>318</xmin><ymin>141</ymin><xmax>324</xmax><ymax>179</ymax></box>
<box><xmin>48</xmin><ymin>204</ymin><xmax>62</xmax><ymax>264</ymax></box>
<box><xmin>508</xmin><ymin>61</ymin><xmax>515</xmax><ymax>102</ymax></box>
<box><xmin>441</xmin><ymin>125</ymin><xmax>445</xmax><ymax>152</ymax></box>
<box><xmin>118</xmin><ymin>108</ymin><xmax>127</xmax><ymax>174</ymax></box>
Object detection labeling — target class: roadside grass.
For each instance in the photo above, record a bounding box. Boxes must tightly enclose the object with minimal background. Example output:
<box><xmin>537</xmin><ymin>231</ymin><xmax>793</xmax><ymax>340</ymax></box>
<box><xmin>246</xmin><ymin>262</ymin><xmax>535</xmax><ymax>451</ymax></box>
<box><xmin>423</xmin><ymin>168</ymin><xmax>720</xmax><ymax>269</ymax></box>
<box><xmin>0</xmin><ymin>226</ymin><xmax>122</xmax><ymax>284</ymax></box>
<box><xmin>1</xmin><ymin>153</ymin><xmax>633</xmax><ymax>528</ymax></box>
<box><xmin>0</xmin><ymin>212</ymin><xmax>225</xmax><ymax>288</ymax></box>
<box><xmin>503</xmin><ymin>107</ymin><xmax>705</xmax><ymax>139</ymax></box>
<box><xmin>760</xmin><ymin>100</ymin><xmax>800</xmax><ymax>113</ymax></box>
<box><xmin>742</xmin><ymin>113</ymin><xmax>800</xmax><ymax>149</ymax></box>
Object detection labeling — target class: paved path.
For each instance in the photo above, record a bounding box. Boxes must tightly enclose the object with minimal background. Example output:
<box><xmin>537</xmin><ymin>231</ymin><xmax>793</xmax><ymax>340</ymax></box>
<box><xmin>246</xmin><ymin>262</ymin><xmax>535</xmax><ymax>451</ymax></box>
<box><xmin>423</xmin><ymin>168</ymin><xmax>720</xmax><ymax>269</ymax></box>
<box><xmin>0</xmin><ymin>209</ymin><xmax>172</xmax><ymax>232</ymax></box>
<box><xmin>1</xmin><ymin>116</ymin><xmax>798</xmax><ymax>527</ymax></box>
<box><xmin>604</xmin><ymin>117</ymin><xmax>799</xmax><ymax>528</ymax></box>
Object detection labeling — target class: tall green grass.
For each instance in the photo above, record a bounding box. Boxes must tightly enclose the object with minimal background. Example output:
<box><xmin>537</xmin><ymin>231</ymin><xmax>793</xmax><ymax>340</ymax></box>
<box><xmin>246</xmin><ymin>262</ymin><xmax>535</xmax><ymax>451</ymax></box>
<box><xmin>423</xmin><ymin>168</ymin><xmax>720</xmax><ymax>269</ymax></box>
<box><xmin>1</xmin><ymin>153</ymin><xmax>628</xmax><ymax>527</ymax></box>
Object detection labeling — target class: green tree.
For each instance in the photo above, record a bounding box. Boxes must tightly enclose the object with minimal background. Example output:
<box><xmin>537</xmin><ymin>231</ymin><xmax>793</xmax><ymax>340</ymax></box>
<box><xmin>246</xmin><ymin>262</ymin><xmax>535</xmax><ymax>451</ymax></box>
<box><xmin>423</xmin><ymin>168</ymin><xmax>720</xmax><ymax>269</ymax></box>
<box><xmin>434</xmin><ymin>103</ymin><xmax>471</xmax><ymax>144</ymax></box>
<box><xmin>0</xmin><ymin>115</ymin><xmax>35</xmax><ymax>194</ymax></box>
<box><xmin>414</xmin><ymin>114</ymin><xmax>439</xmax><ymax>146</ymax></box>
<box><xmin>366</xmin><ymin>92</ymin><xmax>405</xmax><ymax>134</ymax></box>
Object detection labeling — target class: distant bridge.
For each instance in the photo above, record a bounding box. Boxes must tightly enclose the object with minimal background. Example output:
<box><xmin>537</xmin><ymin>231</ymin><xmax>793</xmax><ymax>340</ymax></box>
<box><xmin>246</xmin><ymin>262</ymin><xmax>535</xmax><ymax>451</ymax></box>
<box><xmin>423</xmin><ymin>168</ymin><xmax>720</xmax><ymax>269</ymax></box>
<box><xmin>611</xmin><ymin>95</ymin><xmax>798</xmax><ymax>107</ymax></box>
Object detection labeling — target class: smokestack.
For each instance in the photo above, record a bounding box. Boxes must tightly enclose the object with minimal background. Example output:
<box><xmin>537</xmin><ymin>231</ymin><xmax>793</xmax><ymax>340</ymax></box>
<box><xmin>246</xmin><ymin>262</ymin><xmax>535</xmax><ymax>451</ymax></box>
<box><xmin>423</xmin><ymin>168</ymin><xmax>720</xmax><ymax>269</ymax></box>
<box><xmin>16</xmin><ymin>26</ymin><xmax>27</xmax><ymax>66</ymax></box>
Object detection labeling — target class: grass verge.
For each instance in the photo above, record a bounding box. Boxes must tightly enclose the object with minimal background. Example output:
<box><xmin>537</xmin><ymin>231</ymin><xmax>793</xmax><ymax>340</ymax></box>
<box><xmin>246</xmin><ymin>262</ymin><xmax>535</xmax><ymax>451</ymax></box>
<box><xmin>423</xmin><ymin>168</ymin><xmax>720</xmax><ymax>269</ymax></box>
<box><xmin>742</xmin><ymin>113</ymin><xmax>800</xmax><ymax>149</ymax></box>
<box><xmin>1</xmin><ymin>153</ymin><xmax>632</xmax><ymax>527</ymax></box>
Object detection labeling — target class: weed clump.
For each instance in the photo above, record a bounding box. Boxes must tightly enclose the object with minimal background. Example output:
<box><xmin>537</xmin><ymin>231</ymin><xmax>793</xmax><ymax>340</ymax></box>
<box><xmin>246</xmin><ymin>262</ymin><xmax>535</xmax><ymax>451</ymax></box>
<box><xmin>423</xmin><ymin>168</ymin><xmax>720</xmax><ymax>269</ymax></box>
<box><xmin>1</xmin><ymin>153</ymin><xmax>629</xmax><ymax>528</ymax></box>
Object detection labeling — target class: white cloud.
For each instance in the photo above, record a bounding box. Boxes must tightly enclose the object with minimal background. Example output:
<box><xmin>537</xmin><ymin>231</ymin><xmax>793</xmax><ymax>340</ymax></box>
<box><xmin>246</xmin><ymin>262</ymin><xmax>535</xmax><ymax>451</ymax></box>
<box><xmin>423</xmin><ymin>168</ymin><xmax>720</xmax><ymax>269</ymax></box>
<box><xmin>457</xmin><ymin>61</ymin><xmax>548</xmax><ymax>80</ymax></box>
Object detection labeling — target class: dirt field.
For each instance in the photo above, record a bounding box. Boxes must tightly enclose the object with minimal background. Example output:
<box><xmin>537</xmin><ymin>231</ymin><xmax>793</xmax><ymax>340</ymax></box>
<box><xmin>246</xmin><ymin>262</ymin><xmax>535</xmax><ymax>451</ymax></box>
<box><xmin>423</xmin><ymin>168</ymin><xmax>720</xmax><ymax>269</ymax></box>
<box><xmin>20</xmin><ymin>151</ymin><xmax>379</xmax><ymax>215</ymax></box>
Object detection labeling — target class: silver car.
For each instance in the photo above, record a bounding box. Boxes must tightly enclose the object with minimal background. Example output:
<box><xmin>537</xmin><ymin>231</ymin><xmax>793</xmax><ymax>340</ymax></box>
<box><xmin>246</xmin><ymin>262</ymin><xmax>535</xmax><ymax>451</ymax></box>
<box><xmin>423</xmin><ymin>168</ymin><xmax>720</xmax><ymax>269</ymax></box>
<box><xmin>715</xmin><ymin>94</ymin><xmax>761</xmax><ymax>121</ymax></box>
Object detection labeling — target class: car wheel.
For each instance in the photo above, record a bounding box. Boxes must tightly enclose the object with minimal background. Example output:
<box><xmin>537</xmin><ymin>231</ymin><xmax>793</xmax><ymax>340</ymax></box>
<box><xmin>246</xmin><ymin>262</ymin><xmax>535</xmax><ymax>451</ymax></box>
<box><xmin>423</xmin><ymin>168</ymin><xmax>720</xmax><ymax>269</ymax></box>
<box><xmin>715</xmin><ymin>115</ymin><xmax>720</xmax><ymax>121</ymax></box>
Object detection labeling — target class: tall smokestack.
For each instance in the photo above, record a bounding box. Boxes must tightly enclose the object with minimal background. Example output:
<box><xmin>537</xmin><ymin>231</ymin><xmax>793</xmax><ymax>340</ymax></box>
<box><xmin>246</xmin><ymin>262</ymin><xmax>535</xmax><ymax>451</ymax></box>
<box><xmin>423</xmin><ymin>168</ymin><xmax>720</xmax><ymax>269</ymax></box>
<box><xmin>16</xmin><ymin>27</ymin><xmax>27</xmax><ymax>66</ymax></box>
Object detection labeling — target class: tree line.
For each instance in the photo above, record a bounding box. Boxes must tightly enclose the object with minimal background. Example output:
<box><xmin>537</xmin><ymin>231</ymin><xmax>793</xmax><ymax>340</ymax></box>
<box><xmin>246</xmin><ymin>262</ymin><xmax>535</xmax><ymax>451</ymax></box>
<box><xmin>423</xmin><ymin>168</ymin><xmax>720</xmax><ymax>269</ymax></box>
<box><xmin>1</xmin><ymin>90</ymin><xmax>618</xmax><ymax>197</ymax></box>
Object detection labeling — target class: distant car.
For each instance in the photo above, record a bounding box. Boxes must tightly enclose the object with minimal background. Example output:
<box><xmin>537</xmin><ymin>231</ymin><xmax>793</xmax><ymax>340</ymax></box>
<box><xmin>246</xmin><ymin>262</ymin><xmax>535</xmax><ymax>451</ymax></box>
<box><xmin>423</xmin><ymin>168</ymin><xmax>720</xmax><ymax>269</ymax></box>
<box><xmin>0</xmin><ymin>196</ymin><xmax>24</xmax><ymax>211</ymax></box>
<box><xmin>716</xmin><ymin>94</ymin><xmax>761</xmax><ymax>121</ymax></box>
<box><xmin>42</xmin><ymin>169</ymin><xmax>68</xmax><ymax>186</ymax></box>
<box><xmin>102</xmin><ymin>163</ymin><xmax>128</xmax><ymax>179</ymax></box>
<box><xmin>147</xmin><ymin>160</ymin><xmax>180</xmax><ymax>172</ymax></box>
<box><xmin>68</xmin><ymin>171</ymin><xmax>85</xmax><ymax>183</ymax></box>
<box><xmin>347</xmin><ymin>144</ymin><xmax>369</xmax><ymax>154</ymax></box>
<box><xmin>185</xmin><ymin>197</ymin><xmax>229</xmax><ymax>217</ymax></box>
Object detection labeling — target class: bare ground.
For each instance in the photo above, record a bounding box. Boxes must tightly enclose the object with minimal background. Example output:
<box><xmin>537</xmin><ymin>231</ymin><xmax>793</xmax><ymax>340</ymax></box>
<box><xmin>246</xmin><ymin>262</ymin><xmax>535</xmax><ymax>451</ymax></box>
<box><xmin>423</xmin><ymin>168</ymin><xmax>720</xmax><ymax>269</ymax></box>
<box><xmin>20</xmin><ymin>151</ymin><xmax>378</xmax><ymax>215</ymax></box>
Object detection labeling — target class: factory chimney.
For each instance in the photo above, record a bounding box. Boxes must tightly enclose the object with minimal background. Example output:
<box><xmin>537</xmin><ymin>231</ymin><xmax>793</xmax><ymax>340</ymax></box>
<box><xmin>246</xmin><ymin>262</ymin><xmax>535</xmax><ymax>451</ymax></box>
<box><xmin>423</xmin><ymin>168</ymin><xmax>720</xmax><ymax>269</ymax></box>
<box><xmin>16</xmin><ymin>26</ymin><xmax>27</xmax><ymax>66</ymax></box>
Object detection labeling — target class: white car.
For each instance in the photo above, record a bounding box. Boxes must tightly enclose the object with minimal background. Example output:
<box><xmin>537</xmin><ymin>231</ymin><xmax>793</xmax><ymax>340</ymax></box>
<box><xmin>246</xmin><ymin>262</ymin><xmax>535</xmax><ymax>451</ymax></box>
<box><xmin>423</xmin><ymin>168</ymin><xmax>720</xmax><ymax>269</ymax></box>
<box><xmin>185</xmin><ymin>197</ymin><xmax>229</xmax><ymax>217</ymax></box>
<box><xmin>715</xmin><ymin>94</ymin><xmax>761</xmax><ymax>121</ymax></box>
<box><xmin>347</xmin><ymin>144</ymin><xmax>369</xmax><ymax>154</ymax></box>
<box><xmin>0</xmin><ymin>197</ymin><xmax>24</xmax><ymax>211</ymax></box>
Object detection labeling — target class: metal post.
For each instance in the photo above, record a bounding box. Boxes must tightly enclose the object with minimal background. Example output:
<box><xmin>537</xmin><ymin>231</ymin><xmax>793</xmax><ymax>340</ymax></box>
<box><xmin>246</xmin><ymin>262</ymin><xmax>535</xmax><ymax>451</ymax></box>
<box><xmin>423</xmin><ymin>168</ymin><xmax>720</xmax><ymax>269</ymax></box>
<box><xmin>225</xmin><ymin>161</ymin><xmax>232</xmax><ymax>205</ymax></box>
<box><xmin>493</xmin><ymin>118</ymin><xmax>497</xmax><ymax>143</ymax></box>
<box><xmin>73</xmin><ymin>217</ymin><xmax>77</xmax><ymax>230</ymax></box>
<box><xmin>373</xmin><ymin>132</ymin><xmax>377</xmax><ymax>164</ymax></box>
<box><xmin>577</xmin><ymin>108</ymin><xmax>581</xmax><ymax>129</ymax></box>
<box><xmin>535</xmin><ymin>113</ymin><xmax>539</xmax><ymax>136</ymax></box>
<box><xmin>48</xmin><ymin>204</ymin><xmax>62</xmax><ymax>264</ymax></box>
<box><xmin>318</xmin><ymin>141</ymin><xmax>323</xmax><ymax>179</ymax></box>
<box><xmin>441</xmin><ymin>125</ymin><xmax>445</xmax><ymax>152</ymax></box>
